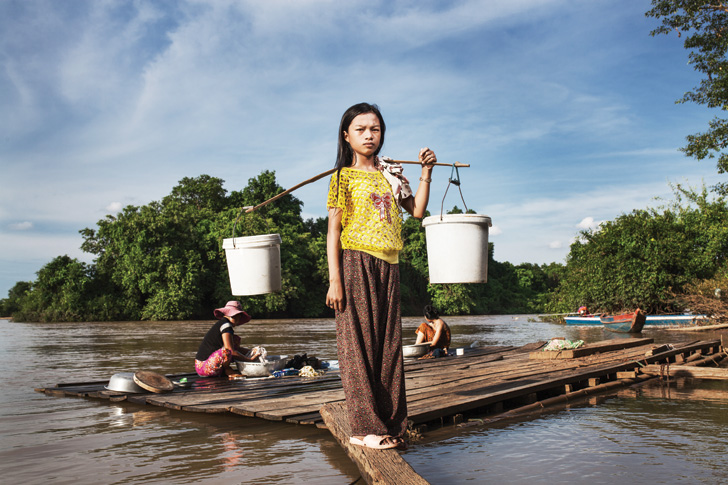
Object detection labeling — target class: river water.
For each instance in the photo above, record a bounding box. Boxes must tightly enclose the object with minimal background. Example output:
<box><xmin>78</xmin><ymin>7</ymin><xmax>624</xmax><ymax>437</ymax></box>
<box><xmin>1</xmin><ymin>315</ymin><xmax>727</xmax><ymax>484</ymax></box>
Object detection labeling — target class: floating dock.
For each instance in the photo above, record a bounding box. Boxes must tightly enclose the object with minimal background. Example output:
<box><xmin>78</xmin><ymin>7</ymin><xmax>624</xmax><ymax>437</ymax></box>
<box><xmin>36</xmin><ymin>338</ymin><xmax>727</xmax><ymax>484</ymax></box>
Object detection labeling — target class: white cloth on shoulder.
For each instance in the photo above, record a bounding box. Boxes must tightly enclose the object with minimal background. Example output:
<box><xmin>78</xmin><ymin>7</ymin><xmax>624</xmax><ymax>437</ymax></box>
<box><xmin>377</xmin><ymin>156</ymin><xmax>412</xmax><ymax>204</ymax></box>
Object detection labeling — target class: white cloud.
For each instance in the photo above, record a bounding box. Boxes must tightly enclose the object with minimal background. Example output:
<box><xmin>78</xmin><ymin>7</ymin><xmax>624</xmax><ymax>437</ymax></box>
<box><xmin>489</xmin><ymin>225</ymin><xmax>503</xmax><ymax>236</ymax></box>
<box><xmin>577</xmin><ymin>217</ymin><xmax>599</xmax><ymax>230</ymax></box>
<box><xmin>8</xmin><ymin>221</ymin><xmax>33</xmax><ymax>231</ymax></box>
<box><xmin>549</xmin><ymin>240</ymin><xmax>562</xmax><ymax>249</ymax></box>
<box><xmin>106</xmin><ymin>202</ymin><xmax>123</xmax><ymax>212</ymax></box>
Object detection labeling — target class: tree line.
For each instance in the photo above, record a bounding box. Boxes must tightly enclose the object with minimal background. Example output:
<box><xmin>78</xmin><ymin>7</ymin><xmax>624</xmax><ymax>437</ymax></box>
<box><xmin>3</xmin><ymin>173</ymin><xmax>727</xmax><ymax>322</ymax></box>
<box><xmin>1</xmin><ymin>172</ymin><xmax>560</xmax><ymax>322</ymax></box>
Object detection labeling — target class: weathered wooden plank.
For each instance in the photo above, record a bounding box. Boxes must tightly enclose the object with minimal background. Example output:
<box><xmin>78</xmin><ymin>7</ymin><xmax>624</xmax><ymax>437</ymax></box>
<box><xmin>682</xmin><ymin>351</ymin><xmax>726</xmax><ymax>367</ymax></box>
<box><xmin>127</xmin><ymin>394</ymin><xmax>150</xmax><ymax>405</ymax></box>
<box><xmin>529</xmin><ymin>338</ymin><xmax>654</xmax><ymax>359</ymax></box>
<box><xmin>287</xmin><ymin>411</ymin><xmax>326</xmax><ymax>425</ymax></box>
<box><xmin>35</xmin><ymin>339</ymin><xmax>723</xmax><ymax>438</ymax></box>
<box><xmin>403</xmin><ymin>353</ymin><xmax>507</xmax><ymax>375</ymax></box>
<box><xmin>181</xmin><ymin>404</ymin><xmax>231</xmax><ymax>413</ymax></box>
<box><xmin>407</xmin><ymin>360</ymin><xmax>659</xmax><ymax>422</ymax></box>
<box><xmin>406</xmin><ymin>340</ymin><xmax>721</xmax><ymax>423</ymax></box>
<box><xmin>493</xmin><ymin>375</ymin><xmax>655</xmax><ymax>418</ymax></box>
<box><xmin>234</xmin><ymin>389</ymin><xmax>346</xmax><ymax>420</ymax></box>
<box><xmin>401</xmin><ymin>342</ymin><xmax>543</xmax><ymax>373</ymax></box>
<box><xmin>403</xmin><ymin>357</ymin><xmax>583</xmax><ymax>403</ymax></box>
<box><xmin>403</xmin><ymin>347</ymin><xmax>515</xmax><ymax>371</ymax></box>
<box><xmin>402</xmin><ymin>343</ymin><xmax>653</xmax><ymax>409</ymax></box>
<box><xmin>404</xmin><ymin>354</ymin><xmax>575</xmax><ymax>393</ymax></box>
<box><xmin>641</xmin><ymin>364</ymin><xmax>728</xmax><ymax>380</ymax></box>
<box><xmin>320</xmin><ymin>402</ymin><xmax>430</xmax><ymax>485</ymax></box>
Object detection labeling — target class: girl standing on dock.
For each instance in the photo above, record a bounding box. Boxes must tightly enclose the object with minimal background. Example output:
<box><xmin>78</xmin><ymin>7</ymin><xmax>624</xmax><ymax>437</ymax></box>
<box><xmin>326</xmin><ymin>102</ymin><xmax>437</xmax><ymax>450</ymax></box>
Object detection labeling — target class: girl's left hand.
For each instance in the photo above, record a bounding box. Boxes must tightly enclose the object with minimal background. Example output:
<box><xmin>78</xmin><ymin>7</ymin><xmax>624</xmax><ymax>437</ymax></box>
<box><xmin>419</xmin><ymin>147</ymin><xmax>437</xmax><ymax>166</ymax></box>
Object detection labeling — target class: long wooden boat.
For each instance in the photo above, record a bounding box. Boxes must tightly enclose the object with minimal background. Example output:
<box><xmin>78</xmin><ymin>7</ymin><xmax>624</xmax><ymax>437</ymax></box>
<box><xmin>565</xmin><ymin>313</ymin><xmax>707</xmax><ymax>326</ymax></box>
<box><xmin>600</xmin><ymin>309</ymin><xmax>646</xmax><ymax>333</ymax></box>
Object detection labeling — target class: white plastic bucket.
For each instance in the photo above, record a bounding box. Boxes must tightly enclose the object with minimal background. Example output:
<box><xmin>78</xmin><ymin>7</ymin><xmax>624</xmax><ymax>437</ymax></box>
<box><xmin>222</xmin><ymin>234</ymin><xmax>282</xmax><ymax>295</ymax></box>
<box><xmin>421</xmin><ymin>214</ymin><xmax>492</xmax><ymax>284</ymax></box>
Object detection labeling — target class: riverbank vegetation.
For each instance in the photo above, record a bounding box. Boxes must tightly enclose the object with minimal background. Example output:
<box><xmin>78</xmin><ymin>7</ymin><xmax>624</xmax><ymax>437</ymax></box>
<box><xmin>2</xmin><ymin>172</ymin><xmax>726</xmax><ymax>322</ymax></box>
<box><xmin>0</xmin><ymin>172</ymin><xmax>560</xmax><ymax>322</ymax></box>
<box><xmin>544</xmin><ymin>185</ymin><xmax>728</xmax><ymax>316</ymax></box>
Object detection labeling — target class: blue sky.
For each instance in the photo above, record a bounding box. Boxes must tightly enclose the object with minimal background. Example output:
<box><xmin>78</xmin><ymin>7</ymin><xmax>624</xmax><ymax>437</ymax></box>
<box><xmin>1</xmin><ymin>0</ymin><xmax>724</xmax><ymax>298</ymax></box>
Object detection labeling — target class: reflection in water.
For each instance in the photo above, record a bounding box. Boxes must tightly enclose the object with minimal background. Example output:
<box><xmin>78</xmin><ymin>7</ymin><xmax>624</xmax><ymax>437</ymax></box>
<box><xmin>1</xmin><ymin>317</ymin><xmax>727</xmax><ymax>483</ymax></box>
<box><xmin>407</xmin><ymin>379</ymin><xmax>728</xmax><ymax>484</ymax></box>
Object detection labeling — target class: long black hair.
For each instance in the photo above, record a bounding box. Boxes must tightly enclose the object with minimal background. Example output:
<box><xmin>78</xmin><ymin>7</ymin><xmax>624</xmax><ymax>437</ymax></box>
<box><xmin>424</xmin><ymin>305</ymin><xmax>439</xmax><ymax>320</ymax></box>
<box><xmin>335</xmin><ymin>102</ymin><xmax>386</xmax><ymax>169</ymax></box>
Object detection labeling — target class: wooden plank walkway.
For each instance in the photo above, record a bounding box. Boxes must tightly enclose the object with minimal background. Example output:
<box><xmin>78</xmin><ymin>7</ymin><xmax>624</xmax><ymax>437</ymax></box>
<box><xmin>35</xmin><ymin>338</ymin><xmax>726</xmax><ymax>485</ymax></box>
<box><xmin>36</xmin><ymin>338</ymin><xmax>725</xmax><ymax>430</ymax></box>
<box><xmin>320</xmin><ymin>402</ymin><xmax>429</xmax><ymax>485</ymax></box>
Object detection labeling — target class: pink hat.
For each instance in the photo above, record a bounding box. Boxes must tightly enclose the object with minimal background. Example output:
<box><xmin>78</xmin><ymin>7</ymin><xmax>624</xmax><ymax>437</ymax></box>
<box><xmin>213</xmin><ymin>300</ymin><xmax>251</xmax><ymax>323</ymax></box>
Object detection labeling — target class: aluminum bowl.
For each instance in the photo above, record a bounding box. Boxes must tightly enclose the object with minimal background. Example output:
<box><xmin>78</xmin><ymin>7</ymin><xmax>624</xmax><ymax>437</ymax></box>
<box><xmin>106</xmin><ymin>372</ymin><xmax>146</xmax><ymax>393</ymax></box>
<box><xmin>235</xmin><ymin>355</ymin><xmax>288</xmax><ymax>377</ymax></box>
<box><xmin>403</xmin><ymin>343</ymin><xmax>430</xmax><ymax>358</ymax></box>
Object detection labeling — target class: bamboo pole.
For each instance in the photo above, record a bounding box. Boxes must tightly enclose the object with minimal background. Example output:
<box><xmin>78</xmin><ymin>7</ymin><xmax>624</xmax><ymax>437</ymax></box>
<box><xmin>245</xmin><ymin>161</ymin><xmax>470</xmax><ymax>213</ymax></box>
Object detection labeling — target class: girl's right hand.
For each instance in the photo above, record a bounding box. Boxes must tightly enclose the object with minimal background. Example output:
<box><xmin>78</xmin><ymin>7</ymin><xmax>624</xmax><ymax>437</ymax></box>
<box><xmin>326</xmin><ymin>280</ymin><xmax>345</xmax><ymax>312</ymax></box>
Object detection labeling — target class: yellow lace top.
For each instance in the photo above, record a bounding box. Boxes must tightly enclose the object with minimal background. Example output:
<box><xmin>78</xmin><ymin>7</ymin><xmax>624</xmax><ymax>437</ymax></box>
<box><xmin>327</xmin><ymin>168</ymin><xmax>403</xmax><ymax>263</ymax></box>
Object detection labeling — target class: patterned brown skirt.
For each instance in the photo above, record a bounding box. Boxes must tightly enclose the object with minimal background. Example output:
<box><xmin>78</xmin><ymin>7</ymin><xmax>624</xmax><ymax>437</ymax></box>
<box><xmin>336</xmin><ymin>250</ymin><xmax>408</xmax><ymax>437</ymax></box>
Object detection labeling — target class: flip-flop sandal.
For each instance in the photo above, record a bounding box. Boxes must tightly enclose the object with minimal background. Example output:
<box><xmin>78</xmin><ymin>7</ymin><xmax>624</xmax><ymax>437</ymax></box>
<box><xmin>349</xmin><ymin>434</ymin><xmax>399</xmax><ymax>450</ymax></box>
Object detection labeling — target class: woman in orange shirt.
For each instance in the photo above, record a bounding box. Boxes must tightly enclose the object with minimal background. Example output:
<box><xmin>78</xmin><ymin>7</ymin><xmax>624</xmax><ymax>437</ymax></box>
<box><xmin>415</xmin><ymin>305</ymin><xmax>451</xmax><ymax>357</ymax></box>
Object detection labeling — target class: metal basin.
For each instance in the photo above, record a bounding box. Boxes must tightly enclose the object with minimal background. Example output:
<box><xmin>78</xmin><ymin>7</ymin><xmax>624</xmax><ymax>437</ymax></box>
<box><xmin>106</xmin><ymin>372</ymin><xmax>146</xmax><ymax>393</ymax></box>
<box><xmin>403</xmin><ymin>344</ymin><xmax>430</xmax><ymax>358</ymax></box>
<box><xmin>235</xmin><ymin>355</ymin><xmax>288</xmax><ymax>377</ymax></box>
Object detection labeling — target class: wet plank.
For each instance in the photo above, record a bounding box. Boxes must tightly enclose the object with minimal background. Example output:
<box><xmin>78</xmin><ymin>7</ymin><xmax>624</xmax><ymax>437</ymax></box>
<box><xmin>529</xmin><ymin>337</ymin><xmax>654</xmax><ymax>359</ymax></box>
<box><xmin>320</xmin><ymin>401</ymin><xmax>429</xmax><ymax>485</ymax></box>
<box><xmin>641</xmin><ymin>364</ymin><xmax>728</xmax><ymax>380</ymax></box>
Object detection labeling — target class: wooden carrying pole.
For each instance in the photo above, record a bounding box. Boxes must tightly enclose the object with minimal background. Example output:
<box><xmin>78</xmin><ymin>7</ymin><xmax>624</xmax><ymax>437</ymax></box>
<box><xmin>245</xmin><ymin>161</ymin><xmax>470</xmax><ymax>213</ymax></box>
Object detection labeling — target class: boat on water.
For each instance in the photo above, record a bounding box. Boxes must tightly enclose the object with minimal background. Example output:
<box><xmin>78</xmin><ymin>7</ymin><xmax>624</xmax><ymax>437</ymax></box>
<box><xmin>565</xmin><ymin>313</ymin><xmax>707</xmax><ymax>326</ymax></box>
<box><xmin>600</xmin><ymin>309</ymin><xmax>646</xmax><ymax>333</ymax></box>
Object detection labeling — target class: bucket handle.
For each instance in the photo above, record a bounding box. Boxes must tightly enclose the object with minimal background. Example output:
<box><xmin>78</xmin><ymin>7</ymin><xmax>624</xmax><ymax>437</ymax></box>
<box><xmin>231</xmin><ymin>206</ymin><xmax>271</xmax><ymax>248</ymax></box>
<box><xmin>439</xmin><ymin>164</ymin><xmax>469</xmax><ymax>220</ymax></box>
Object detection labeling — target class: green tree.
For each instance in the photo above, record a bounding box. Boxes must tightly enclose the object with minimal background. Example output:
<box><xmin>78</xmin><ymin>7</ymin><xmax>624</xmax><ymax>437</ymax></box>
<box><xmin>232</xmin><ymin>170</ymin><xmax>323</xmax><ymax>317</ymax></box>
<box><xmin>647</xmin><ymin>1</ymin><xmax>728</xmax><ymax>194</ymax></box>
<box><xmin>13</xmin><ymin>256</ymin><xmax>97</xmax><ymax>322</ymax></box>
<box><xmin>547</xmin><ymin>185</ymin><xmax>728</xmax><ymax>313</ymax></box>
<box><xmin>12</xmin><ymin>171</ymin><xmax>566</xmax><ymax>322</ymax></box>
<box><xmin>79</xmin><ymin>172</ymin><xmax>320</xmax><ymax>320</ymax></box>
<box><xmin>399</xmin><ymin>212</ymin><xmax>431</xmax><ymax>314</ymax></box>
<box><xmin>0</xmin><ymin>281</ymin><xmax>31</xmax><ymax>317</ymax></box>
